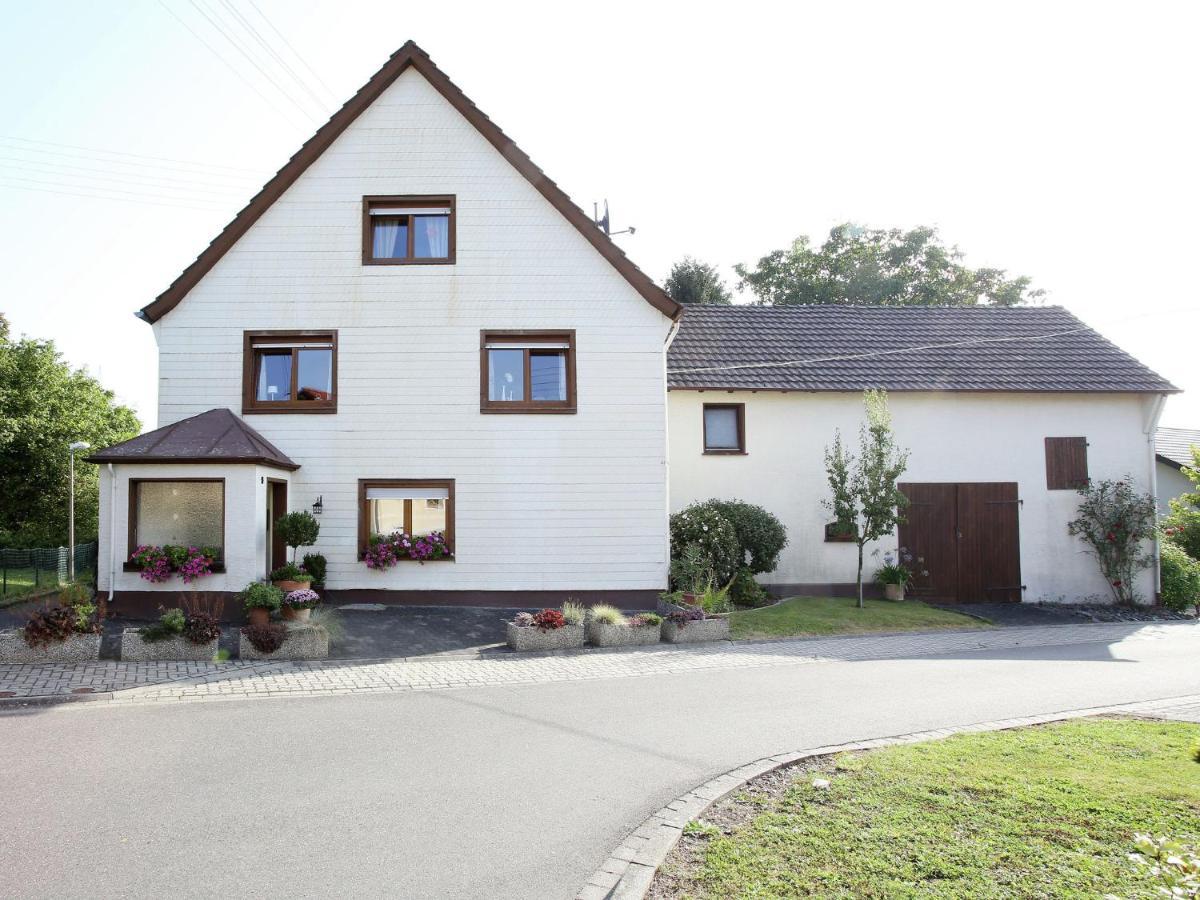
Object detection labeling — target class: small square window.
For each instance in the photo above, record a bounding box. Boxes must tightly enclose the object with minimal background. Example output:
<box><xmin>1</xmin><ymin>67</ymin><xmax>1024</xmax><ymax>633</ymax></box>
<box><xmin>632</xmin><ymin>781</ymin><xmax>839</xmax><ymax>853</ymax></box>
<box><xmin>243</xmin><ymin>331</ymin><xmax>337</xmax><ymax>414</ymax></box>
<box><xmin>703</xmin><ymin>404</ymin><xmax>745</xmax><ymax>453</ymax></box>
<box><xmin>480</xmin><ymin>331</ymin><xmax>576</xmax><ymax>413</ymax></box>
<box><xmin>363</xmin><ymin>196</ymin><xmax>455</xmax><ymax>264</ymax></box>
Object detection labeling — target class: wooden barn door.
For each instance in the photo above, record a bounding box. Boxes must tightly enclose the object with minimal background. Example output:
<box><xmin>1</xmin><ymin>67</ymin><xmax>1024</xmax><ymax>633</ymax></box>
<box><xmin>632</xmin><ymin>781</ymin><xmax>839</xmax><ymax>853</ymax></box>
<box><xmin>899</xmin><ymin>483</ymin><xmax>1022</xmax><ymax>603</ymax></box>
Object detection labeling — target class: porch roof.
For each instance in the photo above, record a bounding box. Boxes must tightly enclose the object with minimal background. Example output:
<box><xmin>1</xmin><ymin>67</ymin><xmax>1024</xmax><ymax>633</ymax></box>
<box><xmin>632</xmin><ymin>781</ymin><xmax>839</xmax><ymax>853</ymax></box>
<box><xmin>86</xmin><ymin>408</ymin><xmax>299</xmax><ymax>471</ymax></box>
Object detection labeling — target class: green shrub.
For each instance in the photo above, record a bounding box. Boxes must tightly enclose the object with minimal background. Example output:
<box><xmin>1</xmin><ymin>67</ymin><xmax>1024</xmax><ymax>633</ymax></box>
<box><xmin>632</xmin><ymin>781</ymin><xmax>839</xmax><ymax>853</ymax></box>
<box><xmin>58</xmin><ymin>581</ymin><xmax>92</xmax><ymax>608</ymax></box>
<box><xmin>269</xmin><ymin>562</ymin><xmax>312</xmax><ymax>583</ymax></box>
<box><xmin>274</xmin><ymin>511</ymin><xmax>320</xmax><ymax>563</ymax></box>
<box><xmin>699</xmin><ymin>581</ymin><xmax>732</xmax><ymax>615</ymax></box>
<box><xmin>670</xmin><ymin>503</ymin><xmax>740</xmax><ymax>585</ymax></box>
<box><xmin>1159</xmin><ymin>542</ymin><xmax>1200</xmax><ymax>613</ymax></box>
<box><xmin>670</xmin><ymin>543</ymin><xmax>715</xmax><ymax>595</ymax></box>
<box><xmin>707</xmin><ymin>500</ymin><xmax>788</xmax><ymax>576</ymax></box>
<box><xmin>139</xmin><ymin>607</ymin><xmax>187</xmax><ymax>643</ymax></box>
<box><xmin>730</xmin><ymin>568</ymin><xmax>770</xmax><ymax>607</ymax></box>
<box><xmin>240</xmin><ymin>581</ymin><xmax>283</xmax><ymax>614</ymax></box>
<box><xmin>561</xmin><ymin>600</ymin><xmax>585</xmax><ymax>626</ymax></box>
<box><xmin>589</xmin><ymin>604</ymin><xmax>626</xmax><ymax>626</ymax></box>
<box><xmin>302</xmin><ymin>552</ymin><xmax>327</xmax><ymax>584</ymax></box>
<box><xmin>1163</xmin><ymin>507</ymin><xmax>1200</xmax><ymax>561</ymax></box>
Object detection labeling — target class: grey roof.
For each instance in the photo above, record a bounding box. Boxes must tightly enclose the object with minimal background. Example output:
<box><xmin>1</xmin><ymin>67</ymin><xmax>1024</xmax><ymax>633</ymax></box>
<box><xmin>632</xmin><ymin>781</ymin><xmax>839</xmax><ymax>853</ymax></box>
<box><xmin>667</xmin><ymin>305</ymin><xmax>1178</xmax><ymax>394</ymax></box>
<box><xmin>1155</xmin><ymin>427</ymin><xmax>1200</xmax><ymax>469</ymax></box>
<box><xmin>86</xmin><ymin>408</ymin><xmax>299</xmax><ymax>470</ymax></box>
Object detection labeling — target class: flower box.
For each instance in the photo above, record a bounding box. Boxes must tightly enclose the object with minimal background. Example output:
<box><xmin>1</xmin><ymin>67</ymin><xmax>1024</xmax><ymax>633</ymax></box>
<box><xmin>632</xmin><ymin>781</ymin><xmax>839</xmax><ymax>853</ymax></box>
<box><xmin>506</xmin><ymin>622</ymin><xmax>585</xmax><ymax>652</ymax></box>
<box><xmin>0</xmin><ymin>630</ymin><xmax>102</xmax><ymax>664</ymax></box>
<box><xmin>119</xmin><ymin>629</ymin><xmax>219</xmax><ymax>662</ymax></box>
<box><xmin>238</xmin><ymin>623</ymin><xmax>329</xmax><ymax>660</ymax></box>
<box><xmin>587</xmin><ymin>621</ymin><xmax>662</xmax><ymax>648</ymax></box>
<box><xmin>661</xmin><ymin>616</ymin><xmax>731</xmax><ymax>644</ymax></box>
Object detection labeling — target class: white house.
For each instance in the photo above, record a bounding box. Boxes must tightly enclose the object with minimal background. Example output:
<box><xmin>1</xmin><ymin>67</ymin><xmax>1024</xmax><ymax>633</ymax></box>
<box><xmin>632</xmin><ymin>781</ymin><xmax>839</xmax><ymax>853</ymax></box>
<box><xmin>88</xmin><ymin>42</ymin><xmax>681</xmax><ymax>617</ymax></box>
<box><xmin>89</xmin><ymin>41</ymin><xmax>1179</xmax><ymax>617</ymax></box>
<box><xmin>667</xmin><ymin>305</ymin><xmax>1177</xmax><ymax>605</ymax></box>
<box><xmin>1155</xmin><ymin>427</ymin><xmax>1198</xmax><ymax>516</ymax></box>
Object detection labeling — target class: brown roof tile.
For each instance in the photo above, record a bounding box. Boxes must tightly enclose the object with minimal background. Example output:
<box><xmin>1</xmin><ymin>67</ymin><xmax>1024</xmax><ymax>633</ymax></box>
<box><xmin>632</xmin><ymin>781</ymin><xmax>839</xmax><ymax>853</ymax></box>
<box><xmin>86</xmin><ymin>408</ymin><xmax>299</xmax><ymax>470</ymax></box>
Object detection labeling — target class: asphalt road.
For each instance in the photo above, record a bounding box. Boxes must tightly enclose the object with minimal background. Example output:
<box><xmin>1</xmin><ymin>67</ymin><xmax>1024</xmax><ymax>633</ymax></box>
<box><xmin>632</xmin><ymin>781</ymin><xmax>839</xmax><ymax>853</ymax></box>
<box><xmin>2</xmin><ymin>626</ymin><xmax>1198</xmax><ymax>899</ymax></box>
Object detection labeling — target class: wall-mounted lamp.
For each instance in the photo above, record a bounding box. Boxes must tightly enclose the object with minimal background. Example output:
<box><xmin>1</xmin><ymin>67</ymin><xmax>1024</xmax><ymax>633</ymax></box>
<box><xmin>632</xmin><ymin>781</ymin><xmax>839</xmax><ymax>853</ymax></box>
<box><xmin>311</xmin><ymin>496</ymin><xmax>324</xmax><ymax>517</ymax></box>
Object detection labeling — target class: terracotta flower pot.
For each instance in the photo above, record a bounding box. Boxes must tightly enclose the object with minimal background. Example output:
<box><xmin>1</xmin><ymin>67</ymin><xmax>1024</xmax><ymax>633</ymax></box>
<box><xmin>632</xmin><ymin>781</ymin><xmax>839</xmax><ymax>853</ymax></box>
<box><xmin>281</xmin><ymin>606</ymin><xmax>297</xmax><ymax>622</ymax></box>
<box><xmin>273</xmin><ymin>579</ymin><xmax>309</xmax><ymax>592</ymax></box>
<box><xmin>883</xmin><ymin>583</ymin><xmax>905</xmax><ymax>602</ymax></box>
<box><xmin>248</xmin><ymin>607</ymin><xmax>270</xmax><ymax>626</ymax></box>
<box><xmin>680</xmin><ymin>592</ymin><xmax>700</xmax><ymax>606</ymax></box>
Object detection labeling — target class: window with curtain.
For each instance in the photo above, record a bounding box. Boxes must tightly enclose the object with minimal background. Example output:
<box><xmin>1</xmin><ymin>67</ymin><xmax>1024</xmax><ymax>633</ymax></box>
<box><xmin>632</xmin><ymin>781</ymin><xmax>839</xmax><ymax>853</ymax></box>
<box><xmin>480</xmin><ymin>331</ymin><xmax>576</xmax><ymax>413</ymax></box>
<box><xmin>358</xmin><ymin>480</ymin><xmax>455</xmax><ymax>555</ymax></box>
<box><xmin>363</xmin><ymin>195</ymin><xmax>455</xmax><ymax>264</ymax></box>
<box><xmin>703</xmin><ymin>404</ymin><xmax>745</xmax><ymax>453</ymax></box>
<box><xmin>129</xmin><ymin>480</ymin><xmax>224</xmax><ymax>559</ymax></box>
<box><xmin>243</xmin><ymin>331</ymin><xmax>337</xmax><ymax>413</ymax></box>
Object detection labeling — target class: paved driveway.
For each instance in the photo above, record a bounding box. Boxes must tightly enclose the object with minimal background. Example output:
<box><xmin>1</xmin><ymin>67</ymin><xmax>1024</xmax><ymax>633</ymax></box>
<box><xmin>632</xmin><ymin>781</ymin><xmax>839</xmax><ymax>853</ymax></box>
<box><xmin>1</xmin><ymin>623</ymin><xmax>1197</xmax><ymax>899</ymax></box>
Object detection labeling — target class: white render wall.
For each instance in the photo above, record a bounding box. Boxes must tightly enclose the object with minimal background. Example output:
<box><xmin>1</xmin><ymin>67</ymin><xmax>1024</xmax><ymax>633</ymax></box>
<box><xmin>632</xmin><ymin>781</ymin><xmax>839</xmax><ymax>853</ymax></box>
<box><xmin>151</xmin><ymin>67</ymin><xmax>673</xmax><ymax>594</ymax></box>
<box><xmin>97</xmin><ymin>464</ymin><xmax>286</xmax><ymax>595</ymax></box>
<box><xmin>668</xmin><ymin>390</ymin><xmax>1162</xmax><ymax>604</ymax></box>
<box><xmin>1156</xmin><ymin>460</ymin><xmax>1193</xmax><ymax>517</ymax></box>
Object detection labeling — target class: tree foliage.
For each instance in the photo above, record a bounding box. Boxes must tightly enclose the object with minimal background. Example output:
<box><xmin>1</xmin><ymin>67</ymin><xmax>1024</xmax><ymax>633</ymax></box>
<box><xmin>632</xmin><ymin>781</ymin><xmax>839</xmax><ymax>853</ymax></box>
<box><xmin>735</xmin><ymin>224</ymin><xmax>1044</xmax><ymax>307</ymax></box>
<box><xmin>0</xmin><ymin>322</ymin><xmax>140</xmax><ymax>547</ymax></box>
<box><xmin>1067</xmin><ymin>478</ymin><xmax>1157</xmax><ymax>605</ymax></box>
<box><xmin>823</xmin><ymin>390</ymin><xmax>910</xmax><ymax>608</ymax></box>
<box><xmin>664</xmin><ymin>256</ymin><xmax>732</xmax><ymax>305</ymax></box>
<box><xmin>1162</xmin><ymin>445</ymin><xmax>1200</xmax><ymax>561</ymax></box>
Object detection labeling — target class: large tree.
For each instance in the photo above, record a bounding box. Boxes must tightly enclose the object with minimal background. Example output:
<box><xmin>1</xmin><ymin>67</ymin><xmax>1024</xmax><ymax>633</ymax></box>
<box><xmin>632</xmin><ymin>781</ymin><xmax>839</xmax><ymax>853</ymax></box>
<box><xmin>0</xmin><ymin>320</ymin><xmax>140</xmax><ymax>548</ymax></box>
<box><xmin>664</xmin><ymin>256</ymin><xmax>732</xmax><ymax>305</ymax></box>
<box><xmin>735</xmin><ymin>224</ymin><xmax>1044</xmax><ymax>307</ymax></box>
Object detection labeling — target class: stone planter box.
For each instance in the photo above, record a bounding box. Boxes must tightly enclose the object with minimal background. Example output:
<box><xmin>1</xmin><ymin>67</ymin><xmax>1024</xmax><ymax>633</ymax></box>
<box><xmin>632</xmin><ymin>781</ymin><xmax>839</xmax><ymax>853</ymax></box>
<box><xmin>0</xmin><ymin>630</ymin><xmax>102</xmax><ymax>664</ymax></box>
<box><xmin>120</xmin><ymin>629</ymin><xmax>219</xmax><ymax>662</ymax></box>
<box><xmin>661</xmin><ymin>616</ymin><xmax>731</xmax><ymax>644</ymax></box>
<box><xmin>587</xmin><ymin>621</ymin><xmax>662</xmax><ymax>648</ymax></box>
<box><xmin>239</xmin><ymin>623</ymin><xmax>329</xmax><ymax>660</ymax></box>
<box><xmin>506</xmin><ymin>622</ymin><xmax>585</xmax><ymax>652</ymax></box>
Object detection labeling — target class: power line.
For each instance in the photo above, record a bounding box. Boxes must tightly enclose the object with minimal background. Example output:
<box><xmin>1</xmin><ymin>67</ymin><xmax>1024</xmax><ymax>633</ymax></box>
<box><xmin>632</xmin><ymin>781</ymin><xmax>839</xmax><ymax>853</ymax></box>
<box><xmin>0</xmin><ymin>157</ymin><xmax>255</xmax><ymax>196</ymax></box>
<box><xmin>0</xmin><ymin>135</ymin><xmax>268</xmax><ymax>177</ymax></box>
<box><xmin>0</xmin><ymin>180</ymin><xmax>231</xmax><ymax>212</ymax></box>
<box><xmin>217</xmin><ymin>0</ymin><xmax>332</xmax><ymax>116</ymax></box>
<box><xmin>187</xmin><ymin>0</ymin><xmax>320</xmax><ymax>124</ymax></box>
<box><xmin>156</xmin><ymin>0</ymin><xmax>308</xmax><ymax>132</ymax></box>
<box><xmin>247</xmin><ymin>0</ymin><xmax>338</xmax><ymax>104</ymax></box>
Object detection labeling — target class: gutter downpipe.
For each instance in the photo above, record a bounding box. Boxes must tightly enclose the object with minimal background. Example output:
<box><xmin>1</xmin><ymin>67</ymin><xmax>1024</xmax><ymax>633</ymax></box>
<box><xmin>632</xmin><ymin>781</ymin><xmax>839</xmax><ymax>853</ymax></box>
<box><xmin>107</xmin><ymin>464</ymin><xmax>117</xmax><ymax>610</ymax></box>
<box><xmin>661</xmin><ymin>314</ymin><xmax>683</xmax><ymax>592</ymax></box>
<box><xmin>1144</xmin><ymin>393</ymin><xmax>1167</xmax><ymax>599</ymax></box>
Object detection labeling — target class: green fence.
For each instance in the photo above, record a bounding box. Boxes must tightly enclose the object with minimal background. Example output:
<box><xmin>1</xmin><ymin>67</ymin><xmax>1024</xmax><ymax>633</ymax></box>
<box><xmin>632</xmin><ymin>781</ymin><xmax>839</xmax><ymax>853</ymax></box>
<box><xmin>0</xmin><ymin>542</ymin><xmax>97</xmax><ymax>599</ymax></box>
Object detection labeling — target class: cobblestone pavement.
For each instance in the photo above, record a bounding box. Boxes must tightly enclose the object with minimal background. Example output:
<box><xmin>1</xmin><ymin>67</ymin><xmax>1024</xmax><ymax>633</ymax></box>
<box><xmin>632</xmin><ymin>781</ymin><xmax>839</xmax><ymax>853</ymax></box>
<box><xmin>1</xmin><ymin>620</ymin><xmax>1193</xmax><ymax>705</ymax></box>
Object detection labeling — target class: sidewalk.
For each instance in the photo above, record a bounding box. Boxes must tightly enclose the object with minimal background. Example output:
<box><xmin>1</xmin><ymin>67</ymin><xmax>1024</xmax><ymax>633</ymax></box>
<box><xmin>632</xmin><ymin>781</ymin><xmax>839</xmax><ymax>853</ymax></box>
<box><xmin>1</xmin><ymin>620</ymin><xmax>1193</xmax><ymax>706</ymax></box>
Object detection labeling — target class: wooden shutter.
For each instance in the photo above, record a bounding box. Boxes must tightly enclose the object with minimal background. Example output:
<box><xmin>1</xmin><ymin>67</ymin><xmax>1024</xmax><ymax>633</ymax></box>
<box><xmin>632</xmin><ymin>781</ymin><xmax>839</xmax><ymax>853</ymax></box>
<box><xmin>1045</xmin><ymin>437</ymin><xmax>1088</xmax><ymax>490</ymax></box>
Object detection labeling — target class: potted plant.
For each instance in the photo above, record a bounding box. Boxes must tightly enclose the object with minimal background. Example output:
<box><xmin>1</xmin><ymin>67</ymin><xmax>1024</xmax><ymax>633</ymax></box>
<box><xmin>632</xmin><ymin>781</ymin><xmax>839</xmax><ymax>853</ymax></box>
<box><xmin>586</xmin><ymin>605</ymin><xmax>662</xmax><ymax>647</ymax></box>
<box><xmin>506</xmin><ymin>605</ymin><xmax>586</xmax><ymax>651</ymax></box>
<box><xmin>874</xmin><ymin>548</ymin><xmax>914</xmax><ymax>601</ymax></box>
<box><xmin>240</xmin><ymin>581</ymin><xmax>283</xmax><ymax>626</ymax></box>
<box><xmin>272</xmin><ymin>511</ymin><xmax>320</xmax><ymax>589</ymax></box>
<box><xmin>0</xmin><ymin>584</ymin><xmax>102</xmax><ymax>663</ymax></box>
<box><xmin>302</xmin><ymin>553</ymin><xmax>327</xmax><ymax>591</ymax></box>
<box><xmin>269</xmin><ymin>561</ymin><xmax>313</xmax><ymax>593</ymax></box>
<box><xmin>661</xmin><ymin>606</ymin><xmax>731</xmax><ymax>644</ymax></box>
<box><xmin>670</xmin><ymin>543</ymin><xmax>713</xmax><ymax>606</ymax></box>
<box><xmin>282</xmin><ymin>588</ymin><xmax>320</xmax><ymax>623</ymax></box>
<box><xmin>120</xmin><ymin>606</ymin><xmax>222</xmax><ymax>661</ymax></box>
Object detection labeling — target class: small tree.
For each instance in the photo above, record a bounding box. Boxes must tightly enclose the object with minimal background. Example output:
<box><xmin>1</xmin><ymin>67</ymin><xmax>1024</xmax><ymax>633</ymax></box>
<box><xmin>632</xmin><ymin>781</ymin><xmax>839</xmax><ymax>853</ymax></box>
<box><xmin>823</xmin><ymin>390</ymin><xmax>910</xmax><ymax>608</ymax></box>
<box><xmin>664</xmin><ymin>257</ymin><xmax>732</xmax><ymax>305</ymax></box>
<box><xmin>1067</xmin><ymin>478</ymin><xmax>1157</xmax><ymax>605</ymax></box>
<box><xmin>274</xmin><ymin>511</ymin><xmax>320</xmax><ymax>564</ymax></box>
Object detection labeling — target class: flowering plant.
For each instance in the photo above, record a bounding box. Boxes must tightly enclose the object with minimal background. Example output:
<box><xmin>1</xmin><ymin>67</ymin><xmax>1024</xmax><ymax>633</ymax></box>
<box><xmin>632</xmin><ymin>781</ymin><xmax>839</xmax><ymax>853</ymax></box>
<box><xmin>363</xmin><ymin>531</ymin><xmax>454</xmax><ymax>568</ymax></box>
<box><xmin>628</xmin><ymin>613</ymin><xmax>662</xmax><ymax>628</ymax></box>
<box><xmin>530</xmin><ymin>609</ymin><xmax>566</xmax><ymax>631</ymax></box>
<box><xmin>874</xmin><ymin>547</ymin><xmax>915</xmax><ymax>586</ymax></box>
<box><xmin>512</xmin><ymin>612</ymin><xmax>535</xmax><ymax>628</ymax></box>
<box><xmin>129</xmin><ymin>545</ymin><xmax>171</xmax><ymax>583</ymax></box>
<box><xmin>668</xmin><ymin>606</ymin><xmax>706</xmax><ymax>626</ymax></box>
<box><xmin>129</xmin><ymin>545</ymin><xmax>218</xmax><ymax>584</ymax></box>
<box><xmin>283</xmin><ymin>589</ymin><xmax>320</xmax><ymax>610</ymax></box>
<box><xmin>178</xmin><ymin>547</ymin><xmax>217</xmax><ymax>583</ymax></box>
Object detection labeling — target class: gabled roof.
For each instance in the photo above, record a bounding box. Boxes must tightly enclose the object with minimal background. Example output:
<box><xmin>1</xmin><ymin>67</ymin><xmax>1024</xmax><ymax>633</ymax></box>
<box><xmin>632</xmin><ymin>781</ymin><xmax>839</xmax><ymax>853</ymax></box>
<box><xmin>86</xmin><ymin>408</ymin><xmax>299</xmax><ymax>470</ymax></box>
<box><xmin>138</xmin><ymin>41</ymin><xmax>680</xmax><ymax>324</ymax></box>
<box><xmin>667</xmin><ymin>304</ymin><xmax>1179</xmax><ymax>394</ymax></box>
<box><xmin>1155</xmin><ymin>426</ymin><xmax>1200</xmax><ymax>470</ymax></box>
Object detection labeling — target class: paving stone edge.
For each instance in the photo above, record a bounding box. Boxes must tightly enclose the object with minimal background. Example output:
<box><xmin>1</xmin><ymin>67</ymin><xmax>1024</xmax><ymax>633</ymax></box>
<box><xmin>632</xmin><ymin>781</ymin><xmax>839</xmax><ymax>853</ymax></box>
<box><xmin>575</xmin><ymin>693</ymin><xmax>1200</xmax><ymax>900</ymax></box>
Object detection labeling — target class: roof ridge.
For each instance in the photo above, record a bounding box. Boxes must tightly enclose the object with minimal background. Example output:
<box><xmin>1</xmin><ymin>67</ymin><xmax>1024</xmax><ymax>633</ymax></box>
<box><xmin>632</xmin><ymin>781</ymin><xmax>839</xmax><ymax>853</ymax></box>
<box><xmin>137</xmin><ymin>41</ymin><xmax>680</xmax><ymax>324</ymax></box>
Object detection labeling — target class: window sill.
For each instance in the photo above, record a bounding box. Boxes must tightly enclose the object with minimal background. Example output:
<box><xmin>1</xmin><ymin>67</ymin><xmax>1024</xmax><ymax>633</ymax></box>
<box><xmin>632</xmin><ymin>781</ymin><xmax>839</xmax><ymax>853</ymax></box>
<box><xmin>363</xmin><ymin>257</ymin><xmax>456</xmax><ymax>266</ymax></box>
<box><xmin>123</xmin><ymin>563</ymin><xmax>227</xmax><ymax>574</ymax></box>
<box><xmin>481</xmin><ymin>406</ymin><xmax>577</xmax><ymax>415</ymax></box>
<box><xmin>358</xmin><ymin>558</ymin><xmax>457</xmax><ymax>564</ymax></box>
<box><xmin>242</xmin><ymin>405</ymin><xmax>337</xmax><ymax>415</ymax></box>
<box><xmin>703</xmin><ymin>449</ymin><xmax>747</xmax><ymax>455</ymax></box>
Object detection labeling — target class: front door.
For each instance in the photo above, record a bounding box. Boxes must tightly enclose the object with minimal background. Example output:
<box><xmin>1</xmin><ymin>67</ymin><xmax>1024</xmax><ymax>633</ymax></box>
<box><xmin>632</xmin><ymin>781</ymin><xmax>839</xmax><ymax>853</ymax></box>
<box><xmin>266</xmin><ymin>480</ymin><xmax>288</xmax><ymax>577</ymax></box>
<box><xmin>899</xmin><ymin>482</ymin><xmax>1022</xmax><ymax>603</ymax></box>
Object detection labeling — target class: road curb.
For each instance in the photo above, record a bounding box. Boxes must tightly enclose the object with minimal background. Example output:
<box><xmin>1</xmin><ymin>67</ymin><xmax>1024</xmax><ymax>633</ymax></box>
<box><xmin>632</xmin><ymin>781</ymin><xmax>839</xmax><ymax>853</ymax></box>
<box><xmin>576</xmin><ymin>693</ymin><xmax>1200</xmax><ymax>900</ymax></box>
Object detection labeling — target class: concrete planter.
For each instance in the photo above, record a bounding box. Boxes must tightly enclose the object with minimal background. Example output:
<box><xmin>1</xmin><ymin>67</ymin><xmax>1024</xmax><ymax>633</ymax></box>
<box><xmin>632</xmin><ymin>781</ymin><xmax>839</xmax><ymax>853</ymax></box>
<box><xmin>506</xmin><ymin>622</ymin><xmax>585</xmax><ymax>652</ymax></box>
<box><xmin>661</xmin><ymin>616</ymin><xmax>731</xmax><ymax>644</ymax></box>
<box><xmin>239</xmin><ymin>623</ymin><xmax>329</xmax><ymax>660</ymax></box>
<box><xmin>0</xmin><ymin>629</ymin><xmax>101</xmax><ymax>664</ymax></box>
<box><xmin>119</xmin><ymin>629</ymin><xmax>219</xmax><ymax>662</ymax></box>
<box><xmin>883</xmin><ymin>583</ymin><xmax>905</xmax><ymax>601</ymax></box>
<box><xmin>587</xmin><ymin>621</ymin><xmax>662</xmax><ymax>647</ymax></box>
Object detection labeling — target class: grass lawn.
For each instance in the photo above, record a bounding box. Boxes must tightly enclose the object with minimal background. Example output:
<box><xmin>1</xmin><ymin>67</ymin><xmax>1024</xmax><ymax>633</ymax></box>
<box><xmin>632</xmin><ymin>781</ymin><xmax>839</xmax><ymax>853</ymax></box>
<box><xmin>654</xmin><ymin>718</ymin><xmax>1200</xmax><ymax>899</ymax></box>
<box><xmin>729</xmin><ymin>596</ymin><xmax>986</xmax><ymax>641</ymax></box>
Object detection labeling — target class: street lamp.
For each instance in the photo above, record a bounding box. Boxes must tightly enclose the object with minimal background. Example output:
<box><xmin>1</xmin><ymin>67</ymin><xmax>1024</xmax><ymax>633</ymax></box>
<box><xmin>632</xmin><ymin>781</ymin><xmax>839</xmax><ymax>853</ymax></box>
<box><xmin>68</xmin><ymin>441</ymin><xmax>90</xmax><ymax>582</ymax></box>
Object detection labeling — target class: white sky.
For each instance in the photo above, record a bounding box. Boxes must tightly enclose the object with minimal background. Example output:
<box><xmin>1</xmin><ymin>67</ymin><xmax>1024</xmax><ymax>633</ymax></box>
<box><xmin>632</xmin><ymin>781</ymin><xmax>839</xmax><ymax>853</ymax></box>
<box><xmin>1</xmin><ymin>0</ymin><xmax>1196</xmax><ymax>431</ymax></box>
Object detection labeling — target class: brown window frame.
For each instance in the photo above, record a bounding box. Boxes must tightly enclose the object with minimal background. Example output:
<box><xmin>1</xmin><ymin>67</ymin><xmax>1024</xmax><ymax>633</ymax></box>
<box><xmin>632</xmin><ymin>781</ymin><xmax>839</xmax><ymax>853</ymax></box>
<box><xmin>362</xmin><ymin>194</ymin><xmax>456</xmax><ymax>265</ymax></box>
<box><xmin>242</xmin><ymin>330</ymin><xmax>338</xmax><ymax>415</ymax></box>
<box><xmin>1045</xmin><ymin>436</ymin><xmax>1089</xmax><ymax>490</ymax></box>
<box><xmin>702</xmin><ymin>403</ymin><xmax>746</xmax><ymax>454</ymax></box>
<box><xmin>479</xmin><ymin>330</ymin><xmax>577</xmax><ymax>414</ymax></box>
<box><xmin>357</xmin><ymin>478</ymin><xmax>456</xmax><ymax>559</ymax></box>
<box><xmin>124</xmin><ymin>477</ymin><xmax>227</xmax><ymax>571</ymax></box>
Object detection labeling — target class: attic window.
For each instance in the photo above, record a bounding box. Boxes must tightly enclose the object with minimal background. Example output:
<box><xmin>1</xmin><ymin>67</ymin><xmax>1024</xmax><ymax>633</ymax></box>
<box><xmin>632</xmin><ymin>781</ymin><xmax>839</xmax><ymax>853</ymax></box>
<box><xmin>242</xmin><ymin>331</ymin><xmax>337</xmax><ymax>414</ymax></box>
<box><xmin>363</xmin><ymin>195</ymin><xmax>455</xmax><ymax>264</ymax></box>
